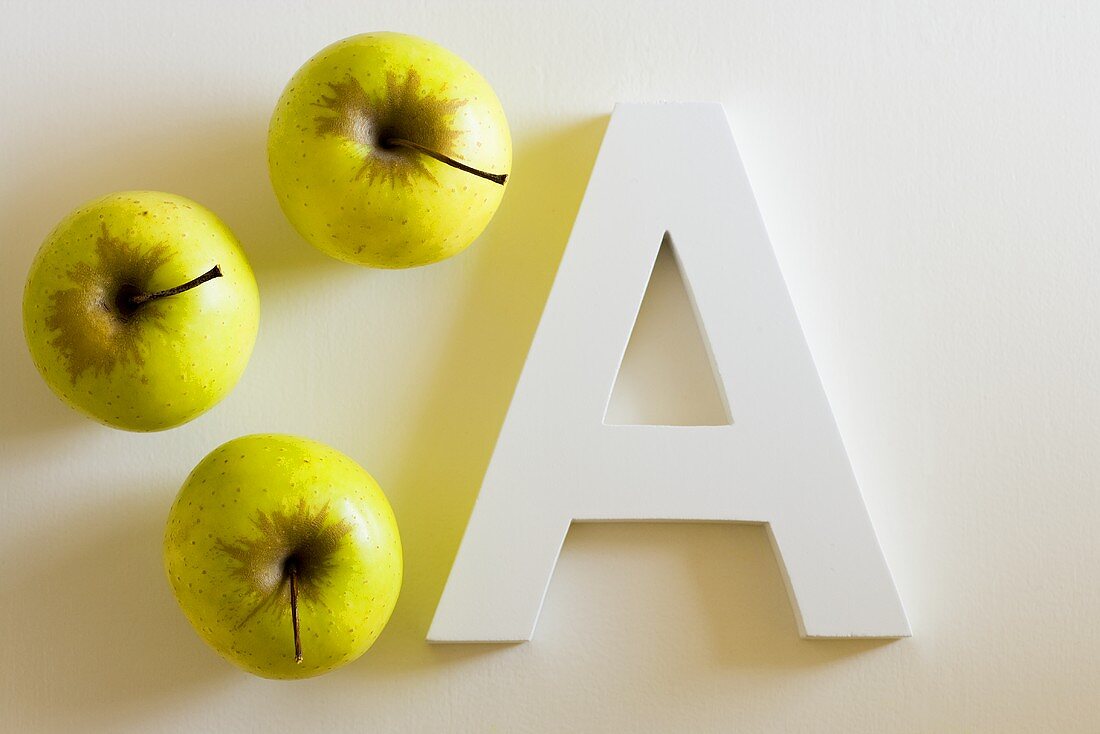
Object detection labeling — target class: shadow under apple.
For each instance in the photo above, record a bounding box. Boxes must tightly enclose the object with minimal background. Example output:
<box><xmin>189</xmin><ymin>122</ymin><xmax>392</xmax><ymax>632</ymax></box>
<box><xmin>0</xmin><ymin>489</ymin><xmax>234</xmax><ymax>732</ymax></box>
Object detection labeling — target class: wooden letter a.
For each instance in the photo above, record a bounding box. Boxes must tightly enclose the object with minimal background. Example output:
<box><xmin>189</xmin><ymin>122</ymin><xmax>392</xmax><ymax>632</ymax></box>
<box><xmin>429</xmin><ymin>103</ymin><xmax>910</xmax><ymax>642</ymax></box>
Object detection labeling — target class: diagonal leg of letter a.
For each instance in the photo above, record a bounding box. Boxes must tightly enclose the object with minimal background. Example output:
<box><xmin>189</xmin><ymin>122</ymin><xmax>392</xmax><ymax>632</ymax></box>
<box><xmin>428</xmin><ymin>103</ymin><xmax>910</xmax><ymax>642</ymax></box>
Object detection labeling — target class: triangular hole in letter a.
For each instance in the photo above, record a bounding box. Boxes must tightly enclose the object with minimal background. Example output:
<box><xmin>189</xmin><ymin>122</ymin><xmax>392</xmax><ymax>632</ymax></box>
<box><xmin>604</xmin><ymin>232</ymin><xmax>731</xmax><ymax>426</ymax></box>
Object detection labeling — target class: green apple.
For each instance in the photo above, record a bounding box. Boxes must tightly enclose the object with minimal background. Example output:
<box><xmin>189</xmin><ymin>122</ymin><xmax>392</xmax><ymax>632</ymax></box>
<box><xmin>268</xmin><ymin>31</ymin><xmax>512</xmax><ymax>268</ymax></box>
<box><xmin>163</xmin><ymin>434</ymin><xmax>403</xmax><ymax>679</ymax></box>
<box><xmin>22</xmin><ymin>191</ymin><xmax>259</xmax><ymax>431</ymax></box>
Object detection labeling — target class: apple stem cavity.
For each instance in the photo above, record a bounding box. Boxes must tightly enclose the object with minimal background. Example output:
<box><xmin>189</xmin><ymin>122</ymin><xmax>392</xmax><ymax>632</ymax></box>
<box><xmin>118</xmin><ymin>265</ymin><xmax>223</xmax><ymax>316</ymax></box>
<box><xmin>382</xmin><ymin>137</ymin><xmax>508</xmax><ymax>185</ymax></box>
<box><xmin>288</xmin><ymin>560</ymin><xmax>303</xmax><ymax>664</ymax></box>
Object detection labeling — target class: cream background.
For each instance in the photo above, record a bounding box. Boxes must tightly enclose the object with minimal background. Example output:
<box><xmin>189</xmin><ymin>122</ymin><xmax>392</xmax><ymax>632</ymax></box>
<box><xmin>2</xmin><ymin>1</ymin><xmax>1098</xmax><ymax>731</ymax></box>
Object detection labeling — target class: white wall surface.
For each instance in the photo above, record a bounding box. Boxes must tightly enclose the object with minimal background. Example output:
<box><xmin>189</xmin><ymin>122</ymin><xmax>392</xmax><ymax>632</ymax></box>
<box><xmin>2</xmin><ymin>1</ymin><xmax>1098</xmax><ymax>731</ymax></box>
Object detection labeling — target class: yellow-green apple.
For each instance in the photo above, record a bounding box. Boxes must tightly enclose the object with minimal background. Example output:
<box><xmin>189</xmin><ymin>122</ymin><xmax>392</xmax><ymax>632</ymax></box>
<box><xmin>163</xmin><ymin>434</ymin><xmax>403</xmax><ymax>679</ymax></box>
<box><xmin>268</xmin><ymin>31</ymin><xmax>512</xmax><ymax>268</ymax></box>
<box><xmin>22</xmin><ymin>191</ymin><xmax>259</xmax><ymax>431</ymax></box>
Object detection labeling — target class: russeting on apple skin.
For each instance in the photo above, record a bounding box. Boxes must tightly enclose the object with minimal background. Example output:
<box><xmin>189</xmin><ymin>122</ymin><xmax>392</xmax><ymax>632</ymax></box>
<box><xmin>22</xmin><ymin>191</ymin><xmax>259</xmax><ymax>431</ymax></box>
<box><xmin>268</xmin><ymin>31</ymin><xmax>512</xmax><ymax>268</ymax></box>
<box><xmin>163</xmin><ymin>434</ymin><xmax>403</xmax><ymax>680</ymax></box>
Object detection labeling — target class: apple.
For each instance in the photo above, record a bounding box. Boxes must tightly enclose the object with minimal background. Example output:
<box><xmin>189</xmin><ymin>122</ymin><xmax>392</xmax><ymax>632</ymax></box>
<box><xmin>22</xmin><ymin>191</ymin><xmax>259</xmax><ymax>431</ymax></box>
<box><xmin>267</xmin><ymin>31</ymin><xmax>512</xmax><ymax>268</ymax></box>
<box><xmin>163</xmin><ymin>434</ymin><xmax>403</xmax><ymax>679</ymax></box>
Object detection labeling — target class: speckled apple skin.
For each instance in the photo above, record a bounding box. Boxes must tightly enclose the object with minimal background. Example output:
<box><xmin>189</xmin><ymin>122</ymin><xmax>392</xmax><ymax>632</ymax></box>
<box><xmin>268</xmin><ymin>32</ymin><xmax>512</xmax><ymax>268</ymax></box>
<box><xmin>163</xmin><ymin>434</ymin><xmax>403</xmax><ymax>680</ymax></box>
<box><xmin>22</xmin><ymin>191</ymin><xmax>259</xmax><ymax>431</ymax></box>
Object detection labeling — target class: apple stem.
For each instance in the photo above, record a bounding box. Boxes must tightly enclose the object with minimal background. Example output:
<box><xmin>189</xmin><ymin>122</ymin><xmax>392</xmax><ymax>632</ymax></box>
<box><xmin>125</xmin><ymin>265</ymin><xmax>223</xmax><ymax>310</ymax></box>
<box><xmin>289</xmin><ymin>562</ymin><xmax>303</xmax><ymax>664</ymax></box>
<box><xmin>383</xmin><ymin>137</ymin><xmax>508</xmax><ymax>185</ymax></box>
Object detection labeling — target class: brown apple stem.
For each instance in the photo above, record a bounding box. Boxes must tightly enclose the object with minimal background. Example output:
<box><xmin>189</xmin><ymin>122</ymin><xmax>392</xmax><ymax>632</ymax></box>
<box><xmin>289</xmin><ymin>562</ymin><xmax>303</xmax><ymax>664</ymax></box>
<box><xmin>382</xmin><ymin>137</ymin><xmax>508</xmax><ymax>185</ymax></box>
<box><xmin>126</xmin><ymin>265</ymin><xmax>223</xmax><ymax>308</ymax></box>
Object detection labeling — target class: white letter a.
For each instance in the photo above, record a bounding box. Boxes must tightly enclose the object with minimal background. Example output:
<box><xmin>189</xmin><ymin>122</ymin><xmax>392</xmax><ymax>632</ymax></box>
<box><xmin>429</xmin><ymin>103</ymin><xmax>909</xmax><ymax>642</ymax></box>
